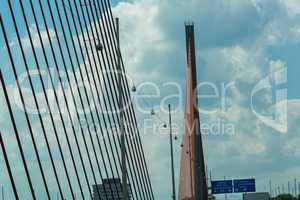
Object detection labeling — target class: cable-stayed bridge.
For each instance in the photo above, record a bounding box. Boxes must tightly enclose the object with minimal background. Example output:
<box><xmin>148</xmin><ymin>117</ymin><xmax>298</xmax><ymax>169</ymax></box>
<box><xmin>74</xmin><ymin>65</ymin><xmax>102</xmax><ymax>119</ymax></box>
<box><xmin>0</xmin><ymin>1</ymin><xmax>210</xmax><ymax>200</ymax></box>
<box><xmin>0</xmin><ymin>0</ymin><xmax>154</xmax><ymax>199</ymax></box>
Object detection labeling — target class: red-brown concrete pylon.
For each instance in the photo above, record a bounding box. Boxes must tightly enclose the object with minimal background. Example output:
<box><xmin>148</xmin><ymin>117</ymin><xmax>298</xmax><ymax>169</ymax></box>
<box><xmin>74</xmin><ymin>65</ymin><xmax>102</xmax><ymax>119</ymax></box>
<box><xmin>179</xmin><ymin>23</ymin><xmax>208</xmax><ymax>200</ymax></box>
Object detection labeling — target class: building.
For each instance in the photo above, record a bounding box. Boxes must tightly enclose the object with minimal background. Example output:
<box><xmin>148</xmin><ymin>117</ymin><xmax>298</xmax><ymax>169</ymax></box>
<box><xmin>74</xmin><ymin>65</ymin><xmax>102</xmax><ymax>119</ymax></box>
<box><xmin>243</xmin><ymin>192</ymin><xmax>270</xmax><ymax>200</ymax></box>
<box><xmin>93</xmin><ymin>178</ymin><xmax>132</xmax><ymax>200</ymax></box>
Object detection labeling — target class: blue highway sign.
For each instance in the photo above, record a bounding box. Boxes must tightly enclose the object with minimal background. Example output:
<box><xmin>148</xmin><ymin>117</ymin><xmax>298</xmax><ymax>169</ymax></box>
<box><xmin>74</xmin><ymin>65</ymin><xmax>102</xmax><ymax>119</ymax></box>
<box><xmin>211</xmin><ymin>180</ymin><xmax>233</xmax><ymax>194</ymax></box>
<box><xmin>233</xmin><ymin>179</ymin><xmax>256</xmax><ymax>193</ymax></box>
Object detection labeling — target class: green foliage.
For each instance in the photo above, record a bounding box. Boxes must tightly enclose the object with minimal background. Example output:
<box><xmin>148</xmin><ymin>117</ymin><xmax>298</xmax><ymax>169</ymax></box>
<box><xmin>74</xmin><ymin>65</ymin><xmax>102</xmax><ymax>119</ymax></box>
<box><xmin>208</xmin><ymin>194</ymin><xmax>216</xmax><ymax>200</ymax></box>
<box><xmin>272</xmin><ymin>193</ymin><xmax>299</xmax><ymax>200</ymax></box>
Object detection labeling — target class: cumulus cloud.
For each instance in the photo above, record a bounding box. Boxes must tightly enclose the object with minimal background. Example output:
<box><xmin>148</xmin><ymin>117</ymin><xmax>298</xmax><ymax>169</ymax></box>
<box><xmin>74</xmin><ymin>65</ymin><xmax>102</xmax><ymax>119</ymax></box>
<box><xmin>110</xmin><ymin>0</ymin><xmax>300</xmax><ymax>199</ymax></box>
<box><xmin>280</xmin><ymin>0</ymin><xmax>300</xmax><ymax>17</ymax></box>
<box><xmin>9</xmin><ymin>24</ymin><xmax>56</xmax><ymax>50</ymax></box>
<box><xmin>0</xmin><ymin>0</ymin><xmax>299</xmax><ymax>199</ymax></box>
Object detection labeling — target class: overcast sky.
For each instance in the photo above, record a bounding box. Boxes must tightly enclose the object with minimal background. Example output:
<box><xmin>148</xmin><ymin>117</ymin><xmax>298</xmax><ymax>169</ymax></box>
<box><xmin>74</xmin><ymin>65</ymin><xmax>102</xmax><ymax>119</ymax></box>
<box><xmin>1</xmin><ymin>0</ymin><xmax>300</xmax><ymax>199</ymax></box>
<box><xmin>111</xmin><ymin>0</ymin><xmax>300</xmax><ymax>199</ymax></box>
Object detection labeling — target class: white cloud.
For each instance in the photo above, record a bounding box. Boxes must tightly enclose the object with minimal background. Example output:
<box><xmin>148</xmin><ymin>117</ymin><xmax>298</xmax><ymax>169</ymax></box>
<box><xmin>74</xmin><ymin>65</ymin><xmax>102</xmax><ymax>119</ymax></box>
<box><xmin>110</xmin><ymin>0</ymin><xmax>300</xmax><ymax>199</ymax></box>
<box><xmin>9</xmin><ymin>24</ymin><xmax>56</xmax><ymax>50</ymax></box>
<box><xmin>0</xmin><ymin>0</ymin><xmax>299</xmax><ymax>199</ymax></box>
<box><xmin>280</xmin><ymin>0</ymin><xmax>300</xmax><ymax>17</ymax></box>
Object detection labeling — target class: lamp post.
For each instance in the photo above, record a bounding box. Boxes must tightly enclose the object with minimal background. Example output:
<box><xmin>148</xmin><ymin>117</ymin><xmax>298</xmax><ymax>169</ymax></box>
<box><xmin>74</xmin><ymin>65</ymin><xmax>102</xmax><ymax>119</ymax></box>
<box><xmin>116</xmin><ymin>17</ymin><xmax>128</xmax><ymax>200</ymax></box>
<box><xmin>295</xmin><ymin>179</ymin><xmax>297</xmax><ymax>197</ymax></box>
<box><xmin>168</xmin><ymin>104</ymin><xmax>176</xmax><ymax>200</ymax></box>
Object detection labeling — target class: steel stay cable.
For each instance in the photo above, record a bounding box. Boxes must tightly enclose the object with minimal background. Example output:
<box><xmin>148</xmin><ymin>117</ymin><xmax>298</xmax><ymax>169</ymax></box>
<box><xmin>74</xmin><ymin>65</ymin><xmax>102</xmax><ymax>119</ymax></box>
<box><xmin>88</xmin><ymin>1</ymin><xmax>150</xmax><ymax>199</ymax></box>
<box><xmin>80</xmin><ymin>1</ymin><xmax>146</xmax><ymax>199</ymax></box>
<box><xmin>1</xmin><ymin>9</ymin><xmax>55</xmax><ymax>200</ymax></box>
<box><xmin>15</xmin><ymin>0</ymin><xmax>89</xmax><ymax>198</ymax></box>
<box><xmin>1</xmin><ymin>0</ymin><xmax>154</xmax><ymax>198</ymax></box>
<box><xmin>88</xmin><ymin>1</ymin><xmax>152</xmax><ymax>198</ymax></box>
<box><xmin>53</xmin><ymin>0</ymin><xmax>136</xmax><ymax>198</ymax></box>
<box><xmin>50</xmin><ymin>1</ymin><xmax>109</xmax><ymax>192</ymax></box>
<box><xmin>54</xmin><ymin>0</ymin><xmax>124</xmax><ymax>199</ymax></box>
<box><xmin>70</xmin><ymin>2</ymin><xmax>132</xmax><ymax>199</ymax></box>
<box><xmin>71</xmin><ymin>0</ymin><xmax>132</xmax><ymax>194</ymax></box>
<box><xmin>1</xmin><ymin>11</ymin><xmax>66</xmax><ymax>198</ymax></box>
<box><xmin>36</xmin><ymin>0</ymin><xmax>107</xmax><ymax>198</ymax></box>
<box><xmin>7</xmin><ymin>1</ymin><xmax>81</xmax><ymax>198</ymax></box>
<box><xmin>22</xmin><ymin>0</ymin><xmax>93</xmax><ymax>197</ymax></box>
<box><xmin>100</xmin><ymin>4</ymin><xmax>158</xmax><ymax>195</ymax></box>
<box><xmin>117</xmin><ymin>36</ymin><xmax>156</xmax><ymax>200</ymax></box>
<box><xmin>39</xmin><ymin>0</ymin><xmax>148</xmax><ymax>198</ymax></box>
<box><xmin>0</xmin><ymin>98</ymin><xmax>20</xmax><ymax>200</ymax></box>
<box><xmin>96</xmin><ymin>2</ymin><xmax>153</xmax><ymax>196</ymax></box>
<box><xmin>74</xmin><ymin>1</ymin><xmax>145</xmax><ymax>198</ymax></box>
<box><xmin>7</xmin><ymin>1</ymin><xmax>58</xmax><ymax>195</ymax></box>
<box><xmin>63</xmin><ymin>1</ymin><xmax>144</xmax><ymax>199</ymax></box>
<box><xmin>76</xmin><ymin>1</ymin><xmax>146</xmax><ymax>198</ymax></box>
<box><xmin>0</xmin><ymin>34</ymin><xmax>36</xmax><ymax>199</ymax></box>
<box><xmin>103</xmin><ymin>0</ymin><xmax>155</xmax><ymax>195</ymax></box>
<box><xmin>55</xmin><ymin>0</ymin><xmax>129</xmax><ymax>198</ymax></box>
<box><xmin>27</xmin><ymin>0</ymin><xmax>98</xmax><ymax>198</ymax></box>
<box><xmin>94</xmin><ymin>1</ymin><xmax>154</xmax><ymax>198</ymax></box>
<box><xmin>39</xmin><ymin>1</ymin><xmax>103</xmax><ymax>198</ymax></box>
<box><xmin>77</xmin><ymin>0</ymin><xmax>122</xmax><ymax>185</ymax></box>
<box><xmin>0</xmin><ymin>131</ymin><xmax>19</xmax><ymax>200</ymax></box>
<box><xmin>99</xmin><ymin>1</ymin><xmax>155</xmax><ymax>197</ymax></box>
<box><xmin>44</xmin><ymin>0</ymin><xmax>114</xmax><ymax>199</ymax></box>
<box><xmin>83</xmin><ymin>0</ymin><xmax>121</xmax><ymax>182</ymax></box>
<box><xmin>59</xmin><ymin>0</ymin><xmax>119</xmax><ymax>187</ymax></box>
<box><xmin>90</xmin><ymin>1</ymin><xmax>148</xmax><ymax>194</ymax></box>
<box><xmin>94</xmin><ymin>3</ymin><xmax>152</xmax><ymax>198</ymax></box>
<box><xmin>59</xmin><ymin>0</ymin><xmax>126</xmax><ymax>198</ymax></box>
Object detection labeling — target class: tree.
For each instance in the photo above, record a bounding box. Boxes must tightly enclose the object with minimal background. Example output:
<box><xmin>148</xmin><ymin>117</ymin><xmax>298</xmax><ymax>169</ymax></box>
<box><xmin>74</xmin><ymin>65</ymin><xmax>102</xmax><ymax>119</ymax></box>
<box><xmin>272</xmin><ymin>194</ymin><xmax>297</xmax><ymax>200</ymax></box>
<box><xmin>208</xmin><ymin>194</ymin><xmax>216</xmax><ymax>200</ymax></box>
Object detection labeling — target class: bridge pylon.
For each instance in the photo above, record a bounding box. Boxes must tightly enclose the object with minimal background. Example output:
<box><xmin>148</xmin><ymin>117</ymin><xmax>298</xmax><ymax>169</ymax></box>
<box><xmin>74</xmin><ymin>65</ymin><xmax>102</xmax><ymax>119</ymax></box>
<box><xmin>179</xmin><ymin>23</ymin><xmax>208</xmax><ymax>200</ymax></box>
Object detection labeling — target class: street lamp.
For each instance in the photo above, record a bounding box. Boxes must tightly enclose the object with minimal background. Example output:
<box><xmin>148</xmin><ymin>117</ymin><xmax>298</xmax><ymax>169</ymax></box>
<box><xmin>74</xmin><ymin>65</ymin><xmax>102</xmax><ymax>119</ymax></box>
<box><xmin>95</xmin><ymin>43</ymin><xmax>103</xmax><ymax>51</ymax></box>
<box><xmin>116</xmin><ymin>17</ymin><xmax>128</xmax><ymax>200</ymax></box>
<box><xmin>151</xmin><ymin>104</ymin><xmax>177</xmax><ymax>200</ymax></box>
<box><xmin>168</xmin><ymin>104</ymin><xmax>176</xmax><ymax>200</ymax></box>
<box><xmin>83</xmin><ymin>39</ymin><xmax>103</xmax><ymax>52</ymax></box>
